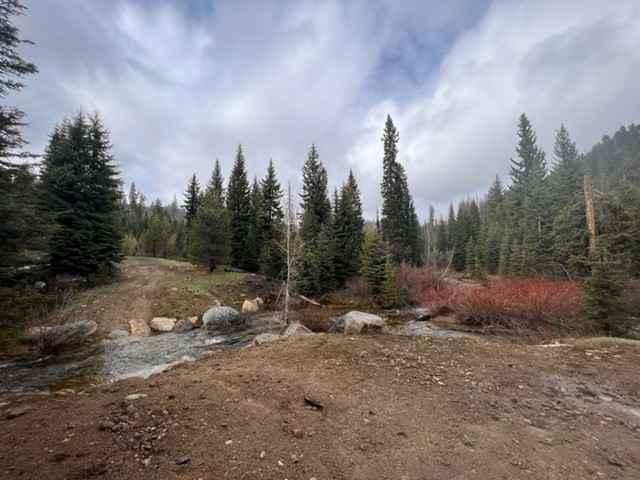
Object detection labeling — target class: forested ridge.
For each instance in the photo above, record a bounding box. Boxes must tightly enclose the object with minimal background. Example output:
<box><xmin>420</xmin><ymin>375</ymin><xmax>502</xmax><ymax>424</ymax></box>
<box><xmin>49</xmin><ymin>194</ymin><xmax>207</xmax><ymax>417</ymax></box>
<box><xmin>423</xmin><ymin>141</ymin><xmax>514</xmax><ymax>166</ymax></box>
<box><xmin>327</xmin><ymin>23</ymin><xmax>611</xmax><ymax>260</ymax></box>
<box><xmin>1</xmin><ymin>0</ymin><xmax>639</xmax><ymax>336</ymax></box>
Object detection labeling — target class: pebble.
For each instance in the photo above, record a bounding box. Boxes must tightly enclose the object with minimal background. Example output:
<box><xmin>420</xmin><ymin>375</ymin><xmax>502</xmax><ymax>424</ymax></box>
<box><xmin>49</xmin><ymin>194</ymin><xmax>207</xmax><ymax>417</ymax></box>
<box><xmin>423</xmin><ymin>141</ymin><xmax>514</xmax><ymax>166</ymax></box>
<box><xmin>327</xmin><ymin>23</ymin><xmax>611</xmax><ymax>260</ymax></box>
<box><xmin>175</xmin><ymin>455</ymin><xmax>191</xmax><ymax>465</ymax></box>
<box><xmin>225</xmin><ymin>440</ymin><xmax>233</xmax><ymax>445</ymax></box>
<box><xmin>259</xmin><ymin>451</ymin><xmax>266</xmax><ymax>459</ymax></box>
<box><xmin>125</xmin><ymin>394</ymin><xmax>147</xmax><ymax>401</ymax></box>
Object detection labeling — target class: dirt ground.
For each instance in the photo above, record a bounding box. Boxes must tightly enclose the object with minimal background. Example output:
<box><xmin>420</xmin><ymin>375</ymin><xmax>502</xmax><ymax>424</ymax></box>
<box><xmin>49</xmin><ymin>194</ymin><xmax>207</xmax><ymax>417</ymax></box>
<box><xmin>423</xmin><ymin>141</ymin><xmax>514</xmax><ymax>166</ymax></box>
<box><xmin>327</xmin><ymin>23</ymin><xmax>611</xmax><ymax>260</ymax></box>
<box><xmin>1</xmin><ymin>334</ymin><xmax>639</xmax><ymax>479</ymax></box>
<box><xmin>1</xmin><ymin>257</ymin><xmax>639</xmax><ymax>479</ymax></box>
<box><xmin>47</xmin><ymin>257</ymin><xmax>279</xmax><ymax>339</ymax></box>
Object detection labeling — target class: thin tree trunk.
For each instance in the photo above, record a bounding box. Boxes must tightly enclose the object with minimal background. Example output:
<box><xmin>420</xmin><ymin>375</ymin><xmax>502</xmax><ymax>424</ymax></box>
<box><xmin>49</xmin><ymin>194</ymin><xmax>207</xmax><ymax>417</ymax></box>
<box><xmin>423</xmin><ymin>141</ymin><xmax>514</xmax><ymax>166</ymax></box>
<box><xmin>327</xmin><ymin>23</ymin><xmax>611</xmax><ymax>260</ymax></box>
<box><xmin>583</xmin><ymin>175</ymin><xmax>598</xmax><ymax>258</ymax></box>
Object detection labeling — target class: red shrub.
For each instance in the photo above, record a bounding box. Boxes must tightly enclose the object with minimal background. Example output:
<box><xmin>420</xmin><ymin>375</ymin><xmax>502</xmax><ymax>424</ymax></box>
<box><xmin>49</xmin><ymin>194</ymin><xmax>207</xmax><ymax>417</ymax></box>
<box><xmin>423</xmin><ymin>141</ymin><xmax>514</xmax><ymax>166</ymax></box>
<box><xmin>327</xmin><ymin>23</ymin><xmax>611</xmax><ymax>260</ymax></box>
<box><xmin>395</xmin><ymin>263</ymin><xmax>443</xmax><ymax>304</ymax></box>
<box><xmin>423</xmin><ymin>278</ymin><xmax>584</xmax><ymax>331</ymax></box>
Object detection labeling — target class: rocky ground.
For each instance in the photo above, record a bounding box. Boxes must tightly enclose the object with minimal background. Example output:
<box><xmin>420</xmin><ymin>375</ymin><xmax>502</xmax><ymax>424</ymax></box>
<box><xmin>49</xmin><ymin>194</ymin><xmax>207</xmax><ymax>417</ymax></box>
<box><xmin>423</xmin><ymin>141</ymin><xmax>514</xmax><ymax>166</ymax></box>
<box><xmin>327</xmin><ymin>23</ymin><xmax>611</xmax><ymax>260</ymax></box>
<box><xmin>1</xmin><ymin>334</ymin><xmax>639</xmax><ymax>479</ymax></box>
<box><xmin>1</xmin><ymin>257</ymin><xmax>639</xmax><ymax>479</ymax></box>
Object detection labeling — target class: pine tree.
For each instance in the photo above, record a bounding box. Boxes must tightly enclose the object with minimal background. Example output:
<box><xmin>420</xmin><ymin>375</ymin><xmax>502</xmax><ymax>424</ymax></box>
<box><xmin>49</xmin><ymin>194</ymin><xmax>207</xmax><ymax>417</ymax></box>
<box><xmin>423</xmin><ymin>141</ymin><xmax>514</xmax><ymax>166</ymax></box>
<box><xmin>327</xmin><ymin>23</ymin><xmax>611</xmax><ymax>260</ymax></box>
<box><xmin>507</xmin><ymin>114</ymin><xmax>550</xmax><ymax>276</ymax></box>
<box><xmin>245</xmin><ymin>177</ymin><xmax>263</xmax><ymax>272</ymax></box>
<box><xmin>299</xmin><ymin>144</ymin><xmax>331</xmax><ymax>243</ymax></box>
<box><xmin>40</xmin><ymin>113</ymin><xmax>122</xmax><ymax>279</ymax></box>
<box><xmin>382</xmin><ymin>257</ymin><xmax>403</xmax><ymax>308</ymax></box>
<box><xmin>585</xmin><ymin>253</ymin><xmax>626</xmax><ymax>334</ymax></box>
<box><xmin>259</xmin><ymin>159</ymin><xmax>285</xmax><ymax>278</ymax></box>
<box><xmin>380</xmin><ymin>115</ymin><xmax>421</xmax><ymax>265</ymax></box>
<box><xmin>549</xmin><ymin>124</ymin><xmax>583</xmax><ymax>210</ymax></box>
<box><xmin>361</xmin><ymin>230</ymin><xmax>389</xmax><ymax>296</ymax></box>
<box><xmin>144</xmin><ymin>200</ymin><xmax>169</xmax><ymax>257</ymax></box>
<box><xmin>227</xmin><ymin>145</ymin><xmax>252</xmax><ymax>269</ymax></box>
<box><xmin>207</xmin><ymin>159</ymin><xmax>225</xmax><ymax>205</ymax></box>
<box><xmin>0</xmin><ymin>1</ymin><xmax>38</xmax><ymax>267</ymax></box>
<box><xmin>298</xmin><ymin>144</ymin><xmax>334</xmax><ymax>293</ymax></box>
<box><xmin>0</xmin><ymin>0</ymin><xmax>37</xmax><ymax>158</ymax></box>
<box><xmin>183</xmin><ymin>174</ymin><xmax>201</xmax><ymax>228</ymax></box>
<box><xmin>188</xmin><ymin>190</ymin><xmax>230</xmax><ymax>271</ymax></box>
<box><xmin>333</xmin><ymin>170</ymin><xmax>365</xmax><ymax>285</ymax></box>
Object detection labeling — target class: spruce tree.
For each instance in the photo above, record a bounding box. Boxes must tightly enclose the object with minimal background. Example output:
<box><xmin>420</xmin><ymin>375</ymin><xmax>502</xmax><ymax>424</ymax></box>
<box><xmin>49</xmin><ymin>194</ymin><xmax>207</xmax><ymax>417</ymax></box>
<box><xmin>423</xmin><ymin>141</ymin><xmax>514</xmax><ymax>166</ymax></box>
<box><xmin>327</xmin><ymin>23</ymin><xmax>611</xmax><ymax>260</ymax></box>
<box><xmin>507</xmin><ymin>114</ymin><xmax>550</xmax><ymax>275</ymax></box>
<box><xmin>40</xmin><ymin>113</ymin><xmax>122</xmax><ymax>278</ymax></box>
<box><xmin>380</xmin><ymin>115</ymin><xmax>421</xmax><ymax>265</ymax></box>
<box><xmin>245</xmin><ymin>177</ymin><xmax>263</xmax><ymax>272</ymax></box>
<box><xmin>188</xmin><ymin>189</ymin><xmax>230</xmax><ymax>271</ymax></box>
<box><xmin>361</xmin><ymin>230</ymin><xmax>389</xmax><ymax>296</ymax></box>
<box><xmin>0</xmin><ymin>0</ymin><xmax>38</xmax><ymax>267</ymax></box>
<box><xmin>0</xmin><ymin>0</ymin><xmax>37</xmax><ymax>158</ymax></box>
<box><xmin>259</xmin><ymin>159</ymin><xmax>285</xmax><ymax>278</ymax></box>
<box><xmin>333</xmin><ymin>170</ymin><xmax>365</xmax><ymax>285</ymax></box>
<box><xmin>207</xmin><ymin>159</ymin><xmax>225</xmax><ymax>205</ymax></box>
<box><xmin>227</xmin><ymin>145</ymin><xmax>252</xmax><ymax>269</ymax></box>
<box><xmin>183</xmin><ymin>174</ymin><xmax>201</xmax><ymax>228</ymax></box>
<box><xmin>297</xmin><ymin>144</ymin><xmax>334</xmax><ymax>293</ymax></box>
<box><xmin>549</xmin><ymin>124</ymin><xmax>583</xmax><ymax>210</ymax></box>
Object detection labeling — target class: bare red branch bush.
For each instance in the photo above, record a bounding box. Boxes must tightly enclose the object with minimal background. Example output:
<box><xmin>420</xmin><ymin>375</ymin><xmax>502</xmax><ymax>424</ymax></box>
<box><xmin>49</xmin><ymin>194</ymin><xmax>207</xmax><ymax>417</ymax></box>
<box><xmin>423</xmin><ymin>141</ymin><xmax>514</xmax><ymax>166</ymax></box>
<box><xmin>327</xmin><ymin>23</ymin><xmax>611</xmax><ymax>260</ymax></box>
<box><xmin>394</xmin><ymin>263</ymin><xmax>443</xmax><ymax>305</ymax></box>
<box><xmin>423</xmin><ymin>278</ymin><xmax>584</xmax><ymax>331</ymax></box>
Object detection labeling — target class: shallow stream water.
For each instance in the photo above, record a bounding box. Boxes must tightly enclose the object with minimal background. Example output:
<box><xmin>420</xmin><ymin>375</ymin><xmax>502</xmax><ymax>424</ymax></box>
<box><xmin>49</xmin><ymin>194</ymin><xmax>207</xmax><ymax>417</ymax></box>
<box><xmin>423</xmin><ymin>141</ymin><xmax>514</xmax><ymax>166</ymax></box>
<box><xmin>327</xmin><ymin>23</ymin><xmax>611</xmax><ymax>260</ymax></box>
<box><xmin>0</xmin><ymin>312</ymin><xmax>462</xmax><ymax>394</ymax></box>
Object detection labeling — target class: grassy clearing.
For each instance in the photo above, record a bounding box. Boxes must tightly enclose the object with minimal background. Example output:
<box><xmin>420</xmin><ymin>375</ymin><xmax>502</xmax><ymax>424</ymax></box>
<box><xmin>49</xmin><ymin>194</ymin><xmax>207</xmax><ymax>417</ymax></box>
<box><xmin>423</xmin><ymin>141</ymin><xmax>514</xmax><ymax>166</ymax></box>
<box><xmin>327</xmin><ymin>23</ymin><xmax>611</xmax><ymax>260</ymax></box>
<box><xmin>176</xmin><ymin>268</ymin><xmax>247</xmax><ymax>292</ymax></box>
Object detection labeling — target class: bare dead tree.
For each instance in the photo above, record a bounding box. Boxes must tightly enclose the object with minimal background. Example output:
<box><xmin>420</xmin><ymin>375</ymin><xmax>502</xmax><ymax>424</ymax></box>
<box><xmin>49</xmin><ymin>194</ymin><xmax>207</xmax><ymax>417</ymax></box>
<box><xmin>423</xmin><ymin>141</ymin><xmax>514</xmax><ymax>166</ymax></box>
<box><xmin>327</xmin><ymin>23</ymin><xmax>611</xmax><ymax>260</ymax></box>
<box><xmin>275</xmin><ymin>181</ymin><xmax>300</xmax><ymax>324</ymax></box>
<box><xmin>583</xmin><ymin>175</ymin><xmax>598</xmax><ymax>258</ymax></box>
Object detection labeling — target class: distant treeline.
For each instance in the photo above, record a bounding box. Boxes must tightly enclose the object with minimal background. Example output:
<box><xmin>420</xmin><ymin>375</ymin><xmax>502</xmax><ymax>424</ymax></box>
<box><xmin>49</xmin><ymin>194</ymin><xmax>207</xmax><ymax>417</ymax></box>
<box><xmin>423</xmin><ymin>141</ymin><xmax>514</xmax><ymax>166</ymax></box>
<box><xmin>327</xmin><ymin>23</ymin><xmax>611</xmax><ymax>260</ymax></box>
<box><xmin>425</xmin><ymin>116</ymin><xmax>640</xmax><ymax>281</ymax></box>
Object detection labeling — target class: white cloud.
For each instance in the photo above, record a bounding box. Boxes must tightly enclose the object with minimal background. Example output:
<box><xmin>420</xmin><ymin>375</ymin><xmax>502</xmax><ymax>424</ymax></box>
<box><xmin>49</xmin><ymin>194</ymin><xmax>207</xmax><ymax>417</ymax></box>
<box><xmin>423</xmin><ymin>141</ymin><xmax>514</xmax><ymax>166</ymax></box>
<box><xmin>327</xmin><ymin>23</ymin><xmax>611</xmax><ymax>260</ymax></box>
<box><xmin>14</xmin><ymin>0</ymin><xmax>640</xmax><ymax>219</ymax></box>
<box><xmin>348</xmin><ymin>0</ymin><xmax>640</xmax><ymax>216</ymax></box>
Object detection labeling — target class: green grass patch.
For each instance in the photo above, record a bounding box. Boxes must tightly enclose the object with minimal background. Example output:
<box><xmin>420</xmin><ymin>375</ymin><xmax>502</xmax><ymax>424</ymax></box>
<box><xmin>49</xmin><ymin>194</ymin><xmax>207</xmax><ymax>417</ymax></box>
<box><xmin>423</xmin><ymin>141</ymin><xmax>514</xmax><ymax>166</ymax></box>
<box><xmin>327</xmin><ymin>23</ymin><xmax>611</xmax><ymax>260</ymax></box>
<box><xmin>176</xmin><ymin>268</ymin><xmax>247</xmax><ymax>293</ymax></box>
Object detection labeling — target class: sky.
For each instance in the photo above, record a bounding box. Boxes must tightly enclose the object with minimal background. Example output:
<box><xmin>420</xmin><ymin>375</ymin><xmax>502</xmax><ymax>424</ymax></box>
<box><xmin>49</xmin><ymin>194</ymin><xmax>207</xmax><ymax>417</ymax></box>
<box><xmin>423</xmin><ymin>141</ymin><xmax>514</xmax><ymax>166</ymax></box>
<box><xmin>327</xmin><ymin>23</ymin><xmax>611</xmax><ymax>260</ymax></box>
<box><xmin>14</xmin><ymin>0</ymin><xmax>640</xmax><ymax>218</ymax></box>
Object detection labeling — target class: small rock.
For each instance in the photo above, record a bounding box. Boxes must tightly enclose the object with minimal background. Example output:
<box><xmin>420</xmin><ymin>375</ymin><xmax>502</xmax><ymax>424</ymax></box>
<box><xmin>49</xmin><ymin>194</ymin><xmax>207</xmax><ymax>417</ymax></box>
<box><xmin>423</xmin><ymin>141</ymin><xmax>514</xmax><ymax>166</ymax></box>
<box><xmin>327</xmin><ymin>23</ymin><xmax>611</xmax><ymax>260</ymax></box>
<box><xmin>98</xmin><ymin>420</ymin><xmax>115</xmax><ymax>431</ymax></box>
<box><xmin>34</xmin><ymin>281</ymin><xmax>46</xmax><ymax>290</ymax></box>
<box><xmin>282</xmin><ymin>322</ymin><xmax>313</xmax><ymax>337</ymax></box>
<box><xmin>175</xmin><ymin>455</ymin><xmax>191</xmax><ymax>465</ymax></box>
<box><xmin>259</xmin><ymin>451</ymin><xmax>266</xmax><ymax>459</ymax></box>
<box><xmin>292</xmin><ymin>428</ymin><xmax>304</xmax><ymax>439</ymax></box>
<box><xmin>174</xmin><ymin>318</ymin><xmax>195</xmax><ymax>333</ymax></box>
<box><xmin>5</xmin><ymin>406</ymin><xmax>32</xmax><ymax>420</ymax></box>
<box><xmin>252</xmin><ymin>333</ymin><xmax>282</xmax><ymax>346</ymax></box>
<box><xmin>129</xmin><ymin>318</ymin><xmax>151</xmax><ymax>336</ymax></box>
<box><xmin>225</xmin><ymin>440</ymin><xmax>233</xmax><ymax>445</ymax></box>
<box><xmin>149</xmin><ymin>317</ymin><xmax>176</xmax><ymax>333</ymax></box>
<box><xmin>188</xmin><ymin>316</ymin><xmax>201</xmax><ymax>328</ymax></box>
<box><xmin>124</xmin><ymin>393</ymin><xmax>147</xmax><ymax>402</ymax></box>
<box><xmin>242</xmin><ymin>298</ymin><xmax>261</xmax><ymax>313</ymax></box>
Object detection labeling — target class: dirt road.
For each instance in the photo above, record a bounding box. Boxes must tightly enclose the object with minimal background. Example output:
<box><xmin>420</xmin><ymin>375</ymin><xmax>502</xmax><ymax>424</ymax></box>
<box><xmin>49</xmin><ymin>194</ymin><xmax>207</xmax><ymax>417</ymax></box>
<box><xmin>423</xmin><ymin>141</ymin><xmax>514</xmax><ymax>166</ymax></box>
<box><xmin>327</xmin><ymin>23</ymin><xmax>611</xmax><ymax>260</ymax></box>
<box><xmin>1</xmin><ymin>333</ymin><xmax>639</xmax><ymax>479</ymax></box>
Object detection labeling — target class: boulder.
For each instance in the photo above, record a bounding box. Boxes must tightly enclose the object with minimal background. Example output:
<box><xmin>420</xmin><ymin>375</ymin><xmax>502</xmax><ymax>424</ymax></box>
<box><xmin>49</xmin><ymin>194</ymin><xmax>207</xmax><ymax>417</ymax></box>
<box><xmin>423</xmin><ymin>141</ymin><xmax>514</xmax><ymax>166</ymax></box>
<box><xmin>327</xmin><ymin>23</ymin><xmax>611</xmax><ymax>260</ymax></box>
<box><xmin>26</xmin><ymin>320</ymin><xmax>98</xmax><ymax>350</ymax></box>
<box><xmin>129</xmin><ymin>318</ymin><xmax>151</xmax><ymax>336</ymax></box>
<box><xmin>242</xmin><ymin>298</ymin><xmax>262</xmax><ymax>313</ymax></box>
<box><xmin>202</xmin><ymin>306</ymin><xmax>241</xmax><ymax>331</ymax></box>
<box><xmin>283</xmin><ymin>322</ymin><xmax>313</xmax><ymax>337</ymax></box>
<box><xmin>174</xmin><ymin>318</ymin><xmax>195</xmax><ymax>333</ymax></box>
<box><xmin>252</xmin><ymin>333</ymin><xmax>282</xmax><ymax>346</ymax></box>
<box><xmin>149</xmin><ymin>317</ymin><xmax>176</xmax><ymax>333</ymax></box>
<box><xmin>331</xmin><ymin>311</ymin><xmax>385</xmax><ymax>334</ymax></box>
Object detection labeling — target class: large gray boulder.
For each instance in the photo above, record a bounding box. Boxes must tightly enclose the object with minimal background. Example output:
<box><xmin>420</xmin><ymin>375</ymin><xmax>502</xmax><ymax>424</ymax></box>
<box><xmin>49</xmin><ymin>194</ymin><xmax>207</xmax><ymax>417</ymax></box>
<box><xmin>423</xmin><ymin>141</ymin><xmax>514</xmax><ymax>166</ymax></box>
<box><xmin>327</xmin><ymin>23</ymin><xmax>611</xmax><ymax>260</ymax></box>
<box><xmin>26</xmin><ymin>320</ymin><xmax>98</xmax><ymax>350</ymax></box>
<box><xmin>202</xmin><ymin>306</ymin><xmax>241</xmax><ymax>331</ymax></box>
<box><xmin>331</xmin><ymin>311</ymin><xmax>385</xmax><ymax>334</ymax></box>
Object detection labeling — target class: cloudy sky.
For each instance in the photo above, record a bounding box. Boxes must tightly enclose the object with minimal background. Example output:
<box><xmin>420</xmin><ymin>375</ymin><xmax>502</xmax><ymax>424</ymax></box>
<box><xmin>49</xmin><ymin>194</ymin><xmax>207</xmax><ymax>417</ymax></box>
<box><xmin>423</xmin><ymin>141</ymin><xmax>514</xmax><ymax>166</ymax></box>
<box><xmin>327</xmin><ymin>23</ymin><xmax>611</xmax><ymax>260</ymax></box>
<box><xmin>14</xmin><ymin>0</ymin><xmax>640</xmax><ymax>217</ymax></box>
